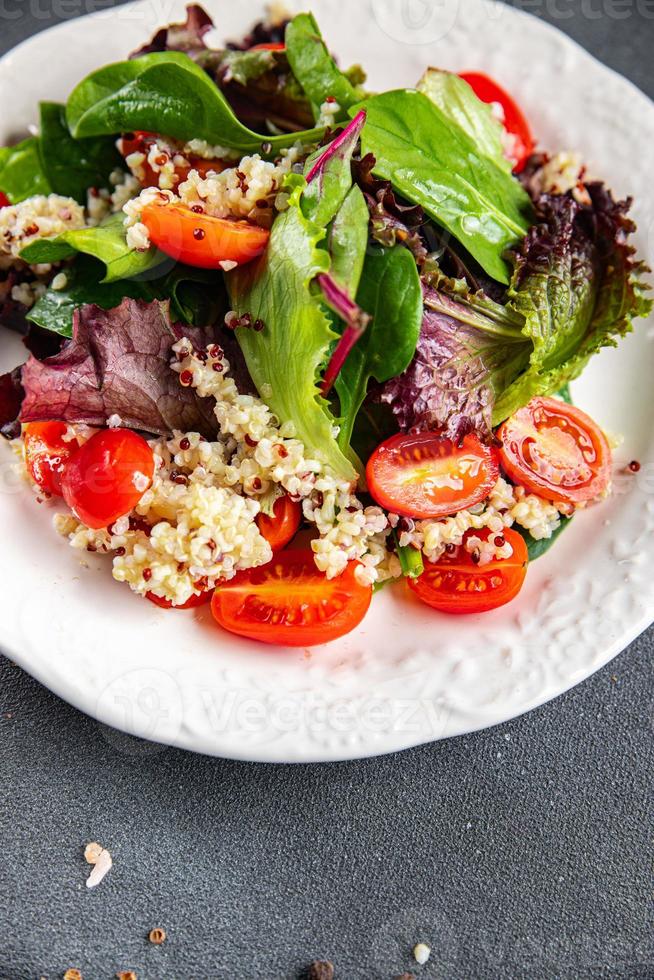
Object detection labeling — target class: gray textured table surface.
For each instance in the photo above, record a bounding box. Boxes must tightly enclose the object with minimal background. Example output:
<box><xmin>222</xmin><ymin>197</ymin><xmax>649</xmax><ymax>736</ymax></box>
<box><xmin>1</xmin><ymin>3</ymin><xmax>653</xmax><ymax>979</ymax></box>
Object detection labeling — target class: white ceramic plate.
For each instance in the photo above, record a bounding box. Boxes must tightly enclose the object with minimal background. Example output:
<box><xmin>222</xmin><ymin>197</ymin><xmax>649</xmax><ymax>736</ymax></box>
<box><xmin>1</xmin><ymin>0</ymin><xmax>653</xmax><ymax>762</ymax></box>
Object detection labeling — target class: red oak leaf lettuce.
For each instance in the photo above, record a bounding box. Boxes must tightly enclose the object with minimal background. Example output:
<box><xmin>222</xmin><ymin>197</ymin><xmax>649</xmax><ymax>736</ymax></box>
<box><xmin>19</xmin><ymin>298</ymin><xmax>217</xmax><ymax>437</ymax></box>
<box><xmin>382</xmin><ymin>284</ymin><xmax>529</xmax><ymax>443</ymax></box>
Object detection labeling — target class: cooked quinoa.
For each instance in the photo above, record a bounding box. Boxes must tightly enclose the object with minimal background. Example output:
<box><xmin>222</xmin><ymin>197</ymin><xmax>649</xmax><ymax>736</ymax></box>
<box><xmin>0</xmin><ymin>194</ymin><xmax>85</xmax><ymax>260</ymax></box>
<box><xmin>52</xmin><ymin>338</ymin><xmax>583</xmax><ymax>605</ymax></box>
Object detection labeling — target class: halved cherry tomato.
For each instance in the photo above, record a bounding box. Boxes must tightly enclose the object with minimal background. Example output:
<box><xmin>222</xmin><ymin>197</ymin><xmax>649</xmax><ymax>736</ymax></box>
<box><xmin>366</xmin><ymin>432</ymin><xmax>499</xmax><ymax>520</ymax></box>
<box><xmin>249</xmin><ymin>42</ymin><xmax>286</xmax><ymax>51</ymax></box>
<box><xmin>211</xmin><ymin>549</ymin><xmax>372</xmax><ymax>646</ymax></box>
<box><xmin>408</xmin><ymin>527</ymin><xmax>528</xmax><ymax>614</ymax></box>
<box><xmin>23</xmin><ymin>421</ymin><xmax>78</xmax><ymax>496</ymax></box>
<box><xmin>141</xmin><ymin>201</ymin><xmax>270</xmax><ymax>269</ymax></box>
<box><xmin>119</xmin><ymin>131</ymin><xmax>229</xmax><ymax>188</ymax></box>
<box><xmin>0</xmin><ymin>191</ymin><xmax>10</xmax><ymax>208</ymax></box>
<box><xmin>459</xmin><ymin>72</ymin><xmax>534</xmax><ymax>172</ymax></box>
<box><xmin>146</xmin><ymin>590</ymin><xmax>212</xmax><ymax>610</ymax></box>
<box><xmin>61</xmin><ymin>429</ymin><xmax>155</xmax><ymax>530</ymax></box>
<box><xmin>256</xmin><ymin>494</ymin><xmax>302</xmax><ymax>552</ymax></box>
<box><xmin>497</xmin><ymin>397</ymin><xmax>611</xmax><ymax>505</ymax></box>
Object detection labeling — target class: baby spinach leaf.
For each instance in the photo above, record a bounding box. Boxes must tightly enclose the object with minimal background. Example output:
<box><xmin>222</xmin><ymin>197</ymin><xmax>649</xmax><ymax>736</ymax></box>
<box><xmin>39</xmin><ymin>102</ymin><xmax>122</xmax><ymax>205</ymax></box>
<box><xmin>285</xmin><ymin>13</ymin><xmax>363</xmax><ymax>121</ymax></box>
<box><xmin>335</xmin><ymin>245</ymin><xmax>422</xmax><ymax>452</ymax></box>
<box><xmin>163</xmin><ymin>264</ymin><xmax>228</xmax><ymax>327</ymax></box>
<box><xmin>417</xmin><ymin>69</ymin><xmax>511</xmax><ymax>172</ymax></box>
<box><xmin>228</xmin><ymin>176</ymin><xmax>356</xmax><ymax>484</ymax></box>
<box><xmin>352</xmin><ymin>90</ymin><xmax>532</xmax><ymax>284</ymax></box>
<box><xmin>0</xmin><ymin>138</ymin><xmax>51</xmax><ymax>203</ymax></box>
<box><xmin>20</xmin><ymin>213</ymin><xmax>166</xmax><ymax>284</ymax></box>
<box><xmin>66</xmin><ymin>52</ymin><xmax>325</xmax><ymax>153</ymax></box>
<box><xmin>27</xmin><ymin>256</ymin><xmax>226</xmax><ymax>338</ymax></box>
<box><xmin>515</xmin><ymin>516</ymin><xmax>572</xmax><ymax>561</ymax></box>
<box><xmin>26</xmin><ymin>256</ymin><xmax>155</xmax><ymax>338</ymax></box>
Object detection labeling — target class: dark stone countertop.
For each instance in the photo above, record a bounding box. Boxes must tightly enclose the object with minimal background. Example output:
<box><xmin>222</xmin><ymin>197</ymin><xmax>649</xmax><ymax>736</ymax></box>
<box><xmin>1</xmin><ymin>3</ymin><xmax>653</xmax><ymax>978</ymax></box>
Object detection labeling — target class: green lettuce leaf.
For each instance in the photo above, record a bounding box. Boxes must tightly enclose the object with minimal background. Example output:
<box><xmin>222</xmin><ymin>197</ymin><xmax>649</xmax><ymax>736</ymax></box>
<box><xmin>285</xmin><ymin>13</ymin><xmax>363</xmax><ymax>121</ymax></box>
<box><xmin>327</xmin><ymin>184</ymin><xmax>369</xmax><ymax>296</ymax></box>
<box><xmin>20</xmin><ymin>213</ymin><xmax>166</xmax><ymax>284</ymax></box>
<box><xmin>228</xmin><ymin>177</ymin><xmax>356</xmax><ymax>483</ymax></box>
<box><xmin>351</xmin><ymin>90</ymin><xmax>533</xmax><ymax>284</ymax></box>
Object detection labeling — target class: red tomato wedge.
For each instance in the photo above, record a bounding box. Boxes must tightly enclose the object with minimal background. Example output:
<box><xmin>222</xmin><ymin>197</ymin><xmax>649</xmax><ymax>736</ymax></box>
<box><xmin>409</xmin><ymin>528</ymin><xmax>528</xmax><ymax>614</ymax></box>
<box><xmin>119</xmin><ymin>131</ymin><xmax>229</xmax><ymax>187</ymax></box>
<box><xmin>61</xmin><ymin>429</ymin><xmax>155</xmax><ymax>529</ymax></box>
<box><xmin>256</xmin><ymin>495</ymin><xmax>302</xmax><ymax>552</ymax></box>
<box><xmin>458</xmin><ymin>72</ymin><xmax>534</xmax><ymax>172</ymax></box>
<box><xmin>146</xmin><ymin>590</ymin><xmax>212</xmax><ymax>610</ymax></box>
<box><xmin>23</xmin><ymin>421</ymin><xmax>78</xmax><ymax>496</ymax></box>
<box><xmin>141</xmin><ymin>201</ymin><xmax>270</xmax><ymax>269</ymax></box>
<box><xmin>249</xmin><ymin>42</ymin><xmax>286</xmax><ymax>51</ymax></box>
<box><xmin>0</xmin><ymin>191</ymin><xmax>9</xmax><ymax>208</ymax></box>
<box><xmin>211</xmin><ymin>550</ymin><xmax>372</xmax><ymax>646</ymax></box>
<box><xmin>497</xmin><ymin>397</ymin><xmax>611</xmax><ymax>505</ymax></box>
<box><xmin>366</xmin><ymin>432</ymin><xmax>499</xmax><ymax>519</ymax></box>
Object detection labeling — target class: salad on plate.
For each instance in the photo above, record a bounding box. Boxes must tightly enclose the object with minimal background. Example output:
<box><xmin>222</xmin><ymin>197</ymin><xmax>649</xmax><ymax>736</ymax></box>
<box><xmin>0</xmin><ymin>3</ymin><xmax>650</xmax><ymax>647</ymax></box>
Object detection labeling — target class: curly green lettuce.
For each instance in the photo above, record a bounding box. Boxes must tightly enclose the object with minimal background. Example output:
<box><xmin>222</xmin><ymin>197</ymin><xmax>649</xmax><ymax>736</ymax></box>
<box><xmin>493</xmin><ymin>182</ymin><xmax>652</xmax><ymax>421</ymax></box>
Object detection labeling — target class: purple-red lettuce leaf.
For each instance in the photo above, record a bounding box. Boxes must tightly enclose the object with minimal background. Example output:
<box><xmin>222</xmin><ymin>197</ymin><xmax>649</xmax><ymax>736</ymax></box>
<box><xmin>352</xmin><ymin>153</ymin><xmax>427</xmax><ymax>264</ymax></box>
<box><xmin>382</xmin><ymin>283</ymin><xmax>529</xmax><ymax>444</ymax></box>
<box><xmin>19</xmin><ymin>298</ymin><xmax>217</xmax><ymax>437</ymax></box>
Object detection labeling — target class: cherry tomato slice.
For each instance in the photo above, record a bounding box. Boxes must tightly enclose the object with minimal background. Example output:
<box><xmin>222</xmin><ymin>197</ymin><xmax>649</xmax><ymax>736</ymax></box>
<box><xmin>366</xmin><ymin>432</ymin><xmax>499</xmax><ymax>519</ymax></box>
<box><xmin>61</xmin><ymin>429</ymin><xmax>155</xmax><ymax>530</ymax></box>
<box><xmin>459</xmin><ymin>71</ymin><xmax>534</xmax><ymax>172</ymax></box>
<box><xmin>0</xmin><ymin>191</ymin><xmax>10</xmax><ymax>208</ymax></box>
<box><xmin>119</xmin><ymin>131</ymin><xmax>228</xmax><ymax>188</ymax></box>
<box><xmin>497</xmin><ymin>396</ymin><xmax>611</xmax><ymax>505</ymax></box>
<box><xmin>211</xmin><ymin>549</ymin><xmax>372</xmax><ymax>646</ymax></box>
<box><xmin>408</xmin><ymin>527</ymin><xmax>528</xmax><ymax>614</ymax></box>
<box><xmin>141</xmin><ymin>201</ymin><xmax>270</xmax><ymax>269</ymax></box>
<box><xmin>146</xmin><ymin>590</ymin><xmax>212</xmax><ymax>610</ymax></box>
<box><xmin>256</xmin><ymin>495</ymin><xmax>302</xmax><ymax>552</ymax></box>
<box><xmin>23</xmin><ymin>421</ymin><xmax>78</xmax><ymax>496</ymax></box>
<box><xmin>249</xmin><ymin>42</ymin><xmax>286</xmax><ymax>51</ymax></box>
